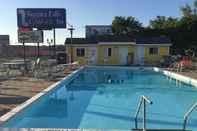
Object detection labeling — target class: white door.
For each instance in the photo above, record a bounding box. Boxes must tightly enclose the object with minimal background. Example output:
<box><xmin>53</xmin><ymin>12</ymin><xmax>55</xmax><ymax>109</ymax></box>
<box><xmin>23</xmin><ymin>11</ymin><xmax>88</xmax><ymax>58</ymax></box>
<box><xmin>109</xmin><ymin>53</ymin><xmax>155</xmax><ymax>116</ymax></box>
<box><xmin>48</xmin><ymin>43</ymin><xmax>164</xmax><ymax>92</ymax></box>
<box><xmin>119</xmin><ymin>47</ymin><xmax>128</xmax><ymax>65</ymax></box>
<box><xmin>135</xmin><ymin>46</ymin><xmax>145</xmax><ymax>65</ymax></box>
<box><xmin>89</xmin><ymin>47</ymin><xmax>97</xmax><ymax>65</ymax></box>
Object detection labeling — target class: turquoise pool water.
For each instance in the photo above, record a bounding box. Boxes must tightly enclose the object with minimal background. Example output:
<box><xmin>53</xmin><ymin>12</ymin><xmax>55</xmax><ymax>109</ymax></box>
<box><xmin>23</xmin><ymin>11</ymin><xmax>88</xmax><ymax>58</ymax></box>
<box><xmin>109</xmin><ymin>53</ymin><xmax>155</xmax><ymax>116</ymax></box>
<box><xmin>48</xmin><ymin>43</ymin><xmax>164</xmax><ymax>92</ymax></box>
<box><xmin>3</xmin><ymin>67</ymin><xmax>197</xmax><ymax>130</ymax></box>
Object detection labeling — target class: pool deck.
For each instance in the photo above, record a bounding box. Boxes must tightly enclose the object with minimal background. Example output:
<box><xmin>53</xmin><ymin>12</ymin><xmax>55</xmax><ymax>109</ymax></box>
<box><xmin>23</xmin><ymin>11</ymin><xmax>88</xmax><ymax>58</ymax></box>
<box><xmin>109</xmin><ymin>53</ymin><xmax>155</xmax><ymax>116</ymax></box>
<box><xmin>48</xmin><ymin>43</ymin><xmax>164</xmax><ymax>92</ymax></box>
<box><xmin>0</xmin><ymin>77</ymin><xmax>56</xmax><ymax>117</ymax></box>
<box><xmin>0</xmin><ymin>129</ymin><xmax>111</xmax><ymax>131</ymax></box>
<box><xmin>177</xmin><ymin>71</ymin><xmax>197</xmax><ymax>80</ymax></box>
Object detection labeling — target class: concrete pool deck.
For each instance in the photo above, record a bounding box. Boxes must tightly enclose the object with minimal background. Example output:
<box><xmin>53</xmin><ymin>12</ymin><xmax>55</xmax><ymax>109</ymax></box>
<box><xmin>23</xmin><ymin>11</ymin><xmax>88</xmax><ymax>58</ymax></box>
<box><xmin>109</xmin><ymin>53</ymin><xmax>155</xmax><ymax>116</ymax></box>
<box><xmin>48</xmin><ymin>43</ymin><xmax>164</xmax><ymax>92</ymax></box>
<box><xmin>0</xmin><ymin>77</ymin><xmax>55</xmax><ymax>116</ymax></box>
<box><xmin>0</xmin><ymin>129</ymin><xmax>112</xmax><ymax>131</ymax></box>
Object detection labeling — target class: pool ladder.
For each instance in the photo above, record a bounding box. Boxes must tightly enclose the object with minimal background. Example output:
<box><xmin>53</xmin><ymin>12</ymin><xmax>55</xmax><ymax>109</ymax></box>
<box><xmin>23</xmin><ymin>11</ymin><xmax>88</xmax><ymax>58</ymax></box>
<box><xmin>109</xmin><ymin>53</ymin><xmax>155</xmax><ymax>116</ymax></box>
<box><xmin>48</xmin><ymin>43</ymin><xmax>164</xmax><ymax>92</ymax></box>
<box><xmin>134</xmin><ymin>96</ymin><xmax>153</xmax><ymax>131</ymax></box>
<box><xmin>133</xmin><ymin>96</ymin><xmax>197</xmax><ymax>131</ymax></box>
<box><xmin>183</xmin><ymin>102</ymin><xmax>197</xmax><ymax>130</ymax></box>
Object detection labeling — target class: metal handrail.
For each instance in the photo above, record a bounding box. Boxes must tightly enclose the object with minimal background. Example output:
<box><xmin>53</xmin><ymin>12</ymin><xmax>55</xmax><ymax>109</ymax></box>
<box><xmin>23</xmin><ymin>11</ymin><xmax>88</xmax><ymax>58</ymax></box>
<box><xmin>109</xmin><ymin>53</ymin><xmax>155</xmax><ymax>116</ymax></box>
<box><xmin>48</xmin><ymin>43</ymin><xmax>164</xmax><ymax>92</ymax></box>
<box><xmin>134</xmin><ymin>96</ymin><xmax>153</xmax><ymax>131</ymax></box>
<box><xmin>183</xmin><ymin>102</ymin><xmax>197</xmax><ymax>130</ymax></box>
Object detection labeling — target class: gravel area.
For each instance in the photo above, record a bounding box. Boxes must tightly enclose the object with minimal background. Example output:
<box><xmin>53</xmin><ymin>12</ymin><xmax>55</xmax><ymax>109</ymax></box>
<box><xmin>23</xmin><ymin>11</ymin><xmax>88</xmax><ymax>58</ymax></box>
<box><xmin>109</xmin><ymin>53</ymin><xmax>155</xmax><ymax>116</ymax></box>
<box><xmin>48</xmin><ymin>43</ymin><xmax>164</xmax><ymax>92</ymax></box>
<box><xmin>0</xmin><ymin>77</ymin><xmax>56</xmax><ymax>116</ymax></box>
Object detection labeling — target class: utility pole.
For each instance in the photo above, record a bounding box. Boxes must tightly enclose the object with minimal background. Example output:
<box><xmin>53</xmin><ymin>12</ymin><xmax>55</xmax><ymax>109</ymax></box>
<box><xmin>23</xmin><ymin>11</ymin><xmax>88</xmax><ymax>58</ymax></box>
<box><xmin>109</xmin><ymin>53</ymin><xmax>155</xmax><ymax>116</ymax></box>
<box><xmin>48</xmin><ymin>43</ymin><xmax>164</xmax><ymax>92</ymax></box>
<box><xmin>68</xmin><ymin>26</ymin><xmax>75</xmax><ymax>63</ymax></box>
<box><xmin>37</xmin><ymin>42</ymin><xmax>40</xmax><ymax>58</ymax></box>
<box><xmin>53</xmin><ymin>28</ymin><xmax>56</xmax><ymax>59</ymax></box>
<box><xmin>22</xmin><ymin>41</ymin><xmax>27</xmax><ymax>74</ymax></box>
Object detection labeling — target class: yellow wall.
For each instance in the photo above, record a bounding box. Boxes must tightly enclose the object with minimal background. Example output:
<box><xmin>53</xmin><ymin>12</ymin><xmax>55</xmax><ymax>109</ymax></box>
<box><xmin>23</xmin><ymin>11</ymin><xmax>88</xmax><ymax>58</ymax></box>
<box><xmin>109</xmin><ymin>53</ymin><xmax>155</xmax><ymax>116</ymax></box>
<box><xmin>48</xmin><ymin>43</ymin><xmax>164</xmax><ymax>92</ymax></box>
<box><xmin>144</xmin><ymin>46</ymin><xmax>169</xmax><ymax>64</ymax></box>
<box><xmin>97</xmin><ymin>45</ymin><xmax>135</xmax><ymax>65</ymax></box>
<box><xmin>67</xmin><ymin>46</ymin><xmax>93</xmax><ymax>65</ymax></box>
<box><xmin>67</xmin><ymin>44</ymin><xmax>170</xmax><ymax>65</ymax></box>
<box><xmin>98</xmin><ymin>45</ymin><xmax>118</xmax><ymax>65</ymax></box>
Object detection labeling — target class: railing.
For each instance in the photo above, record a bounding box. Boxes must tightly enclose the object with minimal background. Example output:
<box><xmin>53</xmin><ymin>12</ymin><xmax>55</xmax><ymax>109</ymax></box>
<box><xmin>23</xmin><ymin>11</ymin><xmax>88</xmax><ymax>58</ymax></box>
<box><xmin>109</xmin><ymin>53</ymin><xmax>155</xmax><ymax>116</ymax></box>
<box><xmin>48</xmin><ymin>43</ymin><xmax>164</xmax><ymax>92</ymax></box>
<box><xmin>134</xmin><ymin>96</ymin><xmax>153</xmax><ymax>131</ymax></box>
<box><xmin>183</xmin><ymin>102</ymin><xmax>197</xmax><ymax>130</ymax></box>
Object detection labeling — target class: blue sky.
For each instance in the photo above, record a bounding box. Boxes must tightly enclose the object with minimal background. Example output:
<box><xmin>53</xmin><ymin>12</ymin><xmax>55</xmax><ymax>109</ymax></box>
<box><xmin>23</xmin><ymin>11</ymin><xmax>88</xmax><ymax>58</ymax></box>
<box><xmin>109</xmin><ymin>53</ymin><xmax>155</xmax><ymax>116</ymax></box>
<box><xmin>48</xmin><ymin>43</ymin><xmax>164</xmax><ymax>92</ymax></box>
<box><xmin>0</xmin><ymin>0</ymin><xmax>195</xmax><ymax>45</ymax></box>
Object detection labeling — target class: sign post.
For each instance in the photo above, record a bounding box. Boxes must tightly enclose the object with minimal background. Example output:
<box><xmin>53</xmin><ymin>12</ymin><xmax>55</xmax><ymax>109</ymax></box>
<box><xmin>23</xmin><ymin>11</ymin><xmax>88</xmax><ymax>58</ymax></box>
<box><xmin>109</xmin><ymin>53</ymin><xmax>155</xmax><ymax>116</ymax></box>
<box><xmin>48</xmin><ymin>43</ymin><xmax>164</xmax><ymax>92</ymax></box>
<box><xmin>23</xmin><ymin>42</ymin><xmax>26</xmax><ymax>72</ymax></box>
<box><xmin>53</xmin><ymin>28</ymin><xmax>56</xmax><ymax>58</ymax></box>
<box><xmin>68</xmin><ymin>26</ymin><xmax>75</xmax><ymax>63</ymax></box>
<box><xmin>37</xmin><ymin>42</ymin><xmax>40</xmax><ymax>58</ymax></box>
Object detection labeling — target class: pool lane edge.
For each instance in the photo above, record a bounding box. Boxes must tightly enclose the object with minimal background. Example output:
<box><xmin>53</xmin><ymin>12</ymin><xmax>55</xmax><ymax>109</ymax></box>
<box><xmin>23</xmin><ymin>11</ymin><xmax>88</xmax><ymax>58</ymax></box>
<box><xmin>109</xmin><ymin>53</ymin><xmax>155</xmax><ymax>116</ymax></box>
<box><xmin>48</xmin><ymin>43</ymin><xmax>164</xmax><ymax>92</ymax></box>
<box><xmin>0</xmin><ymin>66</ymin><xmax>85</xmax><ymax>125</ymax></box>
<box><xmin>153</xmin><ymin>67</ymin><xmax>197</xmax><ymax>88</ymax></box>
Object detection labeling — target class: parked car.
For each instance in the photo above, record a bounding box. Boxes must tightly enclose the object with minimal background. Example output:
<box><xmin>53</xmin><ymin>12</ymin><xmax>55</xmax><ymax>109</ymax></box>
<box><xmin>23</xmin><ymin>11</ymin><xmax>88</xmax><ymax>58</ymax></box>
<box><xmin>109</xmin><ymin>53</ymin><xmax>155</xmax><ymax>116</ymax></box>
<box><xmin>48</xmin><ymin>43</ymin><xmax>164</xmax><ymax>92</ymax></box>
<box><xmin>56</xmin><ymin>53</ymin><xmax>67</xmax><ymax>64</ymax></box>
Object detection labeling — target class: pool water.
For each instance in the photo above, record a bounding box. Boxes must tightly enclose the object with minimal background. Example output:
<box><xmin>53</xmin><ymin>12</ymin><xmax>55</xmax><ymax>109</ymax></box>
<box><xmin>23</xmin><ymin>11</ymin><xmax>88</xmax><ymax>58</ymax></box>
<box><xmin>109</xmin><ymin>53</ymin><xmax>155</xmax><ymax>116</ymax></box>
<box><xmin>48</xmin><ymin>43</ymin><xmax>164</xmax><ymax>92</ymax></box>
<box><xmin>3</xmin><ymin>68</ymin><xmax>197</xmax><ymax>130</ymax></box>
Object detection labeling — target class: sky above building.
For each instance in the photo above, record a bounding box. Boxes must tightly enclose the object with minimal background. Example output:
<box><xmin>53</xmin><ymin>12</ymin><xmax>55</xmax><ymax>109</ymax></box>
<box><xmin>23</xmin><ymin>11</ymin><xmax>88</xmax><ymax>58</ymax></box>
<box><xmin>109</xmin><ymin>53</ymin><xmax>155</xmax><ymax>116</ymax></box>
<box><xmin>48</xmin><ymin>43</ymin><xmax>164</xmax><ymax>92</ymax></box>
<box><xmin>0</xmin><ymin>0</ymin><xmax>195</xmax><ymax>45</ymax></box>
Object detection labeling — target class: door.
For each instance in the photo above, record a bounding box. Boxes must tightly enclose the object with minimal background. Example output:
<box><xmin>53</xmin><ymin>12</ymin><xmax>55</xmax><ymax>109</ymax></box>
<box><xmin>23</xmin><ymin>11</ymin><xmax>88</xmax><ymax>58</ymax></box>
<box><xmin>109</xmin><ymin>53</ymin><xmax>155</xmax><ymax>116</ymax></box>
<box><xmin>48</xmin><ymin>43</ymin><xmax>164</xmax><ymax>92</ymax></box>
<box><xmin>89</xmin><ymin>47</ymin><xmax>97</xmax><ymax>65</ymax></box>
<box><xmin>135</xmin><ymin>46</ymin><xmax>145</xmax><ymax>65</ymax></box>
<box><xmin>119</xmin><ymin>47</ymin><xmax>128</xmax><ymax>65</ymax></box>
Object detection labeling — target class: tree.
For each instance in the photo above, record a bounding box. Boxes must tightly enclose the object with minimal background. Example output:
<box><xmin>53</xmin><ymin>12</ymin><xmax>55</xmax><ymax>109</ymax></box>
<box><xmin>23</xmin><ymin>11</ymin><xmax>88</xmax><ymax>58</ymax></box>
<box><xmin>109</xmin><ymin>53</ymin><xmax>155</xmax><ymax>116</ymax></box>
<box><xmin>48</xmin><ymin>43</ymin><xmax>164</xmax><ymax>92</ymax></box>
<box><xmin>150</xmin><ymin>16</ymin><xmax>178</xmax><ymax>29</ymax></box>
<box><xmin>112</xmin><ymin>16</ymin><xmax>142</xmax><ymax>36</ymax></box>
<box><xmin>110</xmin><ymin>0</ymin><xmax>197</xmax><ymax>55</ymax></box>
<box><xmin>194</xmin><ymin>0</ymin><xmax>197</xmax><ymax>8</ymax></box>
<box><xmin>180</xmin><ymin>4</ymin><xmax>193</xmax><ymax>17</ymax></box>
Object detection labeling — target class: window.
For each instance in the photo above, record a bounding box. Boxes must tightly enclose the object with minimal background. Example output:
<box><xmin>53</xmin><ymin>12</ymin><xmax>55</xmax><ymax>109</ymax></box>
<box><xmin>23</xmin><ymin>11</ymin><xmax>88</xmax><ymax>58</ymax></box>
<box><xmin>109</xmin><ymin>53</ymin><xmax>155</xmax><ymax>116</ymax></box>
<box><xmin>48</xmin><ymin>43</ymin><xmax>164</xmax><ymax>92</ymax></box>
<box><xmin>149</xmin><ymin>47</ymin><xmax>158</xmax><ymax>55</ymax></box>
<box><xmin>104</xmin><ymin>48</ymin><xmax>112</xmax><ymax>57</ymax></box>
<box><xmin>108</xmin><ymin>48</ymin><xmax>112</xmax><ymax>57</ymax></box>
<box><xmin>76</xmin><ymin>48</ymin><xmax>85</xmax><ymax>57</ymax></box>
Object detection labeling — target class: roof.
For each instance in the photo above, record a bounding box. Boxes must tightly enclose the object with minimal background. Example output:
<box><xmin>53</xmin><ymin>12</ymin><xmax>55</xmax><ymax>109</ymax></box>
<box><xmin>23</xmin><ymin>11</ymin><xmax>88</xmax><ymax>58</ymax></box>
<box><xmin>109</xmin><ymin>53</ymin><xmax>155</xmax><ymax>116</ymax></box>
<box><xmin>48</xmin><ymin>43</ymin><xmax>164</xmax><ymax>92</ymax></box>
<box><xmin>65</xmin><ymin>38</ymin><xmax>97</xmax><ymax>44</ymax></box>
<box><xmin>65</xmin><ymin>36</ymin><xmax>172</xmax><ymax>45</ymax></box>
<box><xmin>96</xmin><ymin>35</ymin><xmax>135</xmax><ymax>42</ymax></box>
<box><xmin>86</xmin><ymin>25</ymin><xmax>112</xmax><ymax>27</ymax></box>
<box><xmin>136</xmin><ymin>37</ymin><xmax>171</xmax><ymax>44</ymax></box>
<box><xmin>65</xmin><ymin>36</ymin><xmax>134</xmax><ymax>44</ymax></box>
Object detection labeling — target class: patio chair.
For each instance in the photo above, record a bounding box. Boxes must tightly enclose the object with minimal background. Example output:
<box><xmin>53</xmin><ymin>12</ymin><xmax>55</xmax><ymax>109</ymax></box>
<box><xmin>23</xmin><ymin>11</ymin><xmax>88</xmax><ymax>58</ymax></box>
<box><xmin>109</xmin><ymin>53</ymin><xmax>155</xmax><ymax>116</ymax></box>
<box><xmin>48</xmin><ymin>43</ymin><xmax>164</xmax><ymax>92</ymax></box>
<box><xmin>0</xmin><ymin>64</ymin><xmax>9</xmax><ymax>80</ymax></box>
<box><xmin>31</xmin><ymin>58</ymin><xmax>45</xmax><ymax>79</ymax></box>
<box><xmin>64</xmin><ymin>61</ymin><xmax>80</xmax><ymax>75</ymax></box>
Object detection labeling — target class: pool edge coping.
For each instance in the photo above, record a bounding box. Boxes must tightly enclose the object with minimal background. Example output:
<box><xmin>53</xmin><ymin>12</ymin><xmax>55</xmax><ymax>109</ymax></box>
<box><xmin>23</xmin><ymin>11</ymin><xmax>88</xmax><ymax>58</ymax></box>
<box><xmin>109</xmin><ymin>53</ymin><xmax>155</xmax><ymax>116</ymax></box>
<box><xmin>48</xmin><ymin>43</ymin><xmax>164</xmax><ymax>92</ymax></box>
<box><xmin>0</xmin><ymin>66</ymin><xmax>85</xmax><ymax>125</ymax></box>
<box><xmin>153</xmin><ymin>67</ymin><xmax>197</xmax><ymax>88</ymax></box>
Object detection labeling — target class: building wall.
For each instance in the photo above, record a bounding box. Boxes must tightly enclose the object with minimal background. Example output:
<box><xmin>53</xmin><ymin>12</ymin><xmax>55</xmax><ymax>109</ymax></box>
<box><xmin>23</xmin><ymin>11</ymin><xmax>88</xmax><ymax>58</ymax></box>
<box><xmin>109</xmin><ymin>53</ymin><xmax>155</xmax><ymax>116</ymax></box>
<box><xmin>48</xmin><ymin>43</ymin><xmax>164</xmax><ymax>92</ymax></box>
<box><xmin>144</xmin><ymin>46</ymin><xmax>170</xmax><ymax>64</ymax></box>
<box><xmin>97</xmin><ymin>44</ymin><xmax>135</xmax><ymax>65</ymax></box>
<box><xmin>67</xmin><ymin>44</ymin><xmax>170</xmax><ymax>65</ymax></box>
<box><xmin>86</xmin><ymin>25</ymin><xmax>113</xmax><ymax>38</ymax></box>
<box><xmin>5</xmin><ymin>45</ymin><xmax>65</xmax><ymax>58</ymax></box>
<box><xmin>68</xmin><ymin>45</ymin><xmax>97</xmax><ymax>65</ymax></box>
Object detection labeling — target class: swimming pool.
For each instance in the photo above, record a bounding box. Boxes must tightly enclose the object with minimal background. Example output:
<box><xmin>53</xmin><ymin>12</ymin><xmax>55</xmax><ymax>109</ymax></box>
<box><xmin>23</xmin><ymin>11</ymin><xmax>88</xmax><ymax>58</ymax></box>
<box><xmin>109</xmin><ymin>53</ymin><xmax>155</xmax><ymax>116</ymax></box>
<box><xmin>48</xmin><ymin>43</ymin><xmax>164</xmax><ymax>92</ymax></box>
<box><xmin>2</xmin><ymin>67</ymin><xmax>197</xmax><ymax>130</ymax></box>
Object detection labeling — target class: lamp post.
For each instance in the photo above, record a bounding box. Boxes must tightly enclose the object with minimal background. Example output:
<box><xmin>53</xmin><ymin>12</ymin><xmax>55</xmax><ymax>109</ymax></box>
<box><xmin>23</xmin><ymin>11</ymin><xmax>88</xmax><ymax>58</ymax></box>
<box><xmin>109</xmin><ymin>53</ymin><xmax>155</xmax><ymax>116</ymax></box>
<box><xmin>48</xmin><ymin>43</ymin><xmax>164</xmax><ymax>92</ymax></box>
<box><xmin>21</xmin><ymin>38</ymin><xmax>27</xmax><ymax>75</ymax></box>
<box><xmin>47</xmin><ymin>39</ymin><xmax>53</xmax><ymax>58</ymax></box>
<box><xmin>68</xmin><ymin>26</ymin><xmax>75</xmax><ymax>63</ymax></box>
<box><xmin>53</xmin><ymin>28</ymin><xmax>56</xmax><ymax>59</ymax></box>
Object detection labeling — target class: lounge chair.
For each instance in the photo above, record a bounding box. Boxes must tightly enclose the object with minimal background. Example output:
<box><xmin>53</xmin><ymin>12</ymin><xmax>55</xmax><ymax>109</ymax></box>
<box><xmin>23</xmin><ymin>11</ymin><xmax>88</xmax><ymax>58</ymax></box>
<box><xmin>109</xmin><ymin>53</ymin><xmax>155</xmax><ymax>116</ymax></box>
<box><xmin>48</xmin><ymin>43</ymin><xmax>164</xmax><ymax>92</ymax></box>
<box><xmin>63</xmin><ymin>61</ymin><xmax>80</xmax><ymax>75</ymax></box>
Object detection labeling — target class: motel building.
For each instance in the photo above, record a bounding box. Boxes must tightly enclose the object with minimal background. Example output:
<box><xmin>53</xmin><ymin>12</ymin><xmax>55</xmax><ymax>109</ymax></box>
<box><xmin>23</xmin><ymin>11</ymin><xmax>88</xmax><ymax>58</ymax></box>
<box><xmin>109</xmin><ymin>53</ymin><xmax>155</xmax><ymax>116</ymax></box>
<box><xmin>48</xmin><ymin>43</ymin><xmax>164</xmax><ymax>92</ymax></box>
<box><xmin>65</xmin><ymin>36</ymin><xmax>172</xmax><ymax>66</ymax></box>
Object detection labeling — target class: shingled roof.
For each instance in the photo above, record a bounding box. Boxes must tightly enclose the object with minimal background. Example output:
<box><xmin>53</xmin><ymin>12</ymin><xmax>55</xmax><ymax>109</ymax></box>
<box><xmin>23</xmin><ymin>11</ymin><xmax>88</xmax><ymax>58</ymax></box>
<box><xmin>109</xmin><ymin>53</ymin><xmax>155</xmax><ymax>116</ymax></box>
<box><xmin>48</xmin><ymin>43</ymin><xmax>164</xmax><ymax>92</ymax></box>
<box><xmin>136</xmin><ymin>37</ymin><xmax>171</xmax><ymax>44</ymax></box>
<box><xmin>96</xmin><ymin>35</ymin><xmax>135</xmax><ymax>42</ymax></box>
<box><xmin>65</xmin><ymin>36</ymin><xmax>135</xmax><ymax>44</ymax></box>
<box><xmin>65</xmin><ymin>36</ymin><xmax>172</xmax><ymax>45</ymax></box>
<box><xmin>65</xmin><ymin>38</ymin><xmax>98</xmax><ymax>44</ymax></box>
